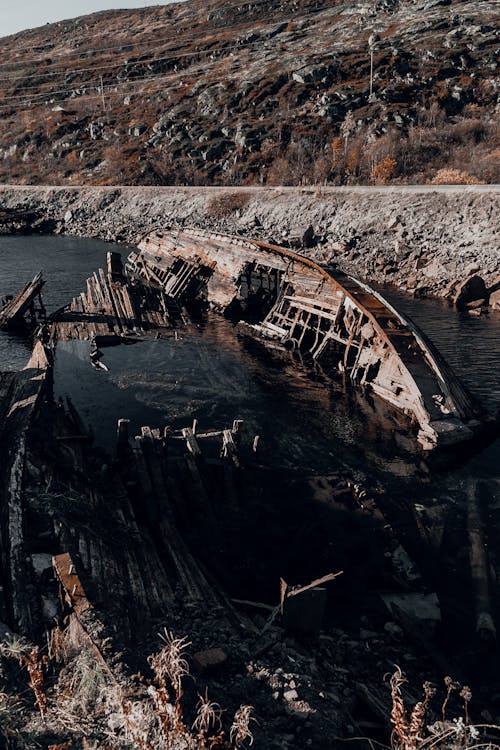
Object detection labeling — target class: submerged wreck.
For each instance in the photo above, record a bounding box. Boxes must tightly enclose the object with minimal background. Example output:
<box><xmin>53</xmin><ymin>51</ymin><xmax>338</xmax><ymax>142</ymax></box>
<box><xmin>0</xmin><ymin>230</ymin><xmax>498</xmax><ymax>747</ymax></box>
<box><xmin>124</xmin><ymin>228</ymin><xmax>481</xmax><ymax>450</ymax></box>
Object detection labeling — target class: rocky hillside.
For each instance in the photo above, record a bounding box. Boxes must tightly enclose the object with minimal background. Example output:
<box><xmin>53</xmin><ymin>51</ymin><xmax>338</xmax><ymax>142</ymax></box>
<box><xmin>0</xmin><ymin>0</ymin><xmax>498</xmax><ymax>186</ymax></box>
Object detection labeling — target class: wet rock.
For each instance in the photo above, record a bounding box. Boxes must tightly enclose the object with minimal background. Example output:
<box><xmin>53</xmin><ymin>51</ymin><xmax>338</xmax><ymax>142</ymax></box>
<box><xmin>453</xmin><ymin>274</ymin><xmax>487</xmax><ymax>308</ymax></box>
<box><xmin>489</xmin><ymin>288</ymin><xmax>500</xmax><ymax>310</ymax></box>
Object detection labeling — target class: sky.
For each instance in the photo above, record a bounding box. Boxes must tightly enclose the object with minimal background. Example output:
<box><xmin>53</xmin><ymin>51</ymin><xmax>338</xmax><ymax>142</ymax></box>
<box><xmin>0</xmin><ymin>1</ymin><xmax>180</xmax><ymax>38</ymax></box>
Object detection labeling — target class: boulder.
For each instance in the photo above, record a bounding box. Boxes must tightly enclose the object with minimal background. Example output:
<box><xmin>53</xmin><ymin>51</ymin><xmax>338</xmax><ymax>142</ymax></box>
<box><xmin>452</xmin><ymin>274</ymin><xmax>487</xmax><ymax>309</ymax></box>
<box><xmin>489</xmin><ymin>287</ymin><xmax>500</xmax><ymax>310</ymax></box>
<box><xmin>302</xmin><ymin>224</ymin><xmax>316</xmax><ymax>248</ymax></box>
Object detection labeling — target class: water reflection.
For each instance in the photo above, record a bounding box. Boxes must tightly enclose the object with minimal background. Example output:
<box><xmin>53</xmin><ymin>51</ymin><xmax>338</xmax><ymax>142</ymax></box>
<box><xmin>1</xmin><ymin>235</ymin><xmax>499</xmax><ymax>488</ymax></box>
<box><xmin>53</xmin><ymin>314</ymin><xmax>424</xmax><ymax>479</ymax></box>
<box><xmin>0</xmin><ymin>235</ymin><xmax>127</xmax><ymax>370</ymax></box>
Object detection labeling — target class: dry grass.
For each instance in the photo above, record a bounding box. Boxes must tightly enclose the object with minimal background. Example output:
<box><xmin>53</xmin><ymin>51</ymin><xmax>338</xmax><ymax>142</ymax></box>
<box><xmin>0</xmin><ymin>690</ymin><xmax>24</xmax><ymax>742</ymax></box>
<box><xmin>123</xmin><ymin>630</ymin><xmax>255</xmax><ymax>749</ymax></box>
<box><xmin>230</xmin><ymin>705</ymin><xmax>256</xmax><ymax>748</ymax></box>
<box><xmin>387</xmin><ymin>667</ymin><xmax>500</xmax><ymax>750</ymax></box>
<box><xmin>0</xmin><ymin>636</ymin><xmax>48</xmax><ymax>718</ymax></box>
<box><xmin>206</xmin><ymin>192</ymin><xmax>251</xmax><ymax>219</ymax></box>
<box><xmin>431</xmin><ymin>169</ymin><xmax>485</xmax><ymax>185</ymax></box>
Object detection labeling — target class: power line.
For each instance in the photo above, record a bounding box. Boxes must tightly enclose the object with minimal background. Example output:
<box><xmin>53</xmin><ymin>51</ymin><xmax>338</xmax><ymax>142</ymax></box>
<box><xmin>0</xmin><ymin>0</ymin><xmax>291</xmax><ymax>64</ymax></box>
<box><xmin>0</xmin><ymin>33</ymin><xmax>283</xmax><ymax>104</ymax></box>
<box><xmin>0</xmin><ymin>38</ymin><xmax>279</xmax><ymax>112</ymax></box>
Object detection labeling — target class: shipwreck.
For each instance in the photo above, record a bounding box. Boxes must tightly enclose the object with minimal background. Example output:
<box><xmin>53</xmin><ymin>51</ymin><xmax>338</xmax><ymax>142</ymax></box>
<box><xmin>124</xmin><ymin>228</ymin><xmax>482</xmax><ymax>450</ymax></box>
<box><xmin>0</xmin><ymin>229</ymin><xmax>498</xmax><ymax>747</ymax></box>
<box><xmin>2</xmin><ymin>228</ymin><xmax>483</xmax><ymax>449</ymax></box>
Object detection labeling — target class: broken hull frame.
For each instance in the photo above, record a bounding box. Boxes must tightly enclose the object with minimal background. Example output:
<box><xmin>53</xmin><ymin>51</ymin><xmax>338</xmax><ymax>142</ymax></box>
<box><xmin>130</xmin><ymin>228</ymin><xmax>484</xmax><ymax>450</ymax></box>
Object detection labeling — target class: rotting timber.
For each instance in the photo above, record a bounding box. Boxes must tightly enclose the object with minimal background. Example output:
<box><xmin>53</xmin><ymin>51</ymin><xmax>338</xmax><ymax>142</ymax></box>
<box><xmin>0</xmin><ymin>271</ymin><xmax>46</xmax><ymax>330</ymax></box>
<box><xmin>0</xmin><ymin>235</ymin><xmax>499</xmax><ymax>746</ymax></box>
<box><xmin>127</xmin><ymin>228</ymin><xmax>482</xmax><ymax>450</ymax></box>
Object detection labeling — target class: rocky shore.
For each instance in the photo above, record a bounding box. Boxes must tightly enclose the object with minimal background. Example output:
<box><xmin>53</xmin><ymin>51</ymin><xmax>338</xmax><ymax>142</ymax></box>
<box><xmin>0</xmin><ymin>184</ymin><xmax>499</xmax><ymax>309</ymax></box>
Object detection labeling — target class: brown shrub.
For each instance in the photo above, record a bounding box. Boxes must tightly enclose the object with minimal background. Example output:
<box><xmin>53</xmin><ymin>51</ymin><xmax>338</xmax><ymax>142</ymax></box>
<box><xmin>431</xmin><ymin>168</ymin><xmax>485</xmax><ymax>185</ymax></box>
<box><xmin>370</xmin><ymin>156</ymin><xmax>397</xmax><ymax>185</ymax></box>
<box><xmin>206</xmin><ymin>190</ymin><xmax>251</xmax><ymax>218</ymax></box>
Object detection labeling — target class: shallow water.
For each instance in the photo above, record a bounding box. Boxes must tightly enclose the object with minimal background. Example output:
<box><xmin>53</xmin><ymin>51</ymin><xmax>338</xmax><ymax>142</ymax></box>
<box><xmin>0</xmin><ymin>234</ymin><xmax>127</xmax><ymax>370</ymax></box>
<box><xmin>1</xmin><ymin>235</ymin><xmax>499</xmax><ymax>487</ymax></box>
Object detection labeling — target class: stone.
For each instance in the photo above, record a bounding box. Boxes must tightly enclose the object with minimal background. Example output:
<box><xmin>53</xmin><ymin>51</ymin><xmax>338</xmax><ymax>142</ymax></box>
<box><xmin>489</xmin><ymin>288</ymin><xmax>500</xmax><ymax>310</ymax></box>
<box><xmin>64</xmin><ymin>210</ymin><xmax>73</xmax><ymax>223</ymax></box>
<box><xmin>31</xmin><ymin>552</ymin><xmax>53</xmax><ymax>575</ymax></box>
<box><xmin>453</xmin><ymin>274</ymin><xmax>487</xmax><ymax>308</ymax></box>
<box><xmin>191</xmin><ymin>647</ymin><xmax>228</xmax><ymax>673</ymax></box>
<box><xmin>302</xmin><ymin>225</ymin><xmax>316</xmax><ymax>248</ymax></box>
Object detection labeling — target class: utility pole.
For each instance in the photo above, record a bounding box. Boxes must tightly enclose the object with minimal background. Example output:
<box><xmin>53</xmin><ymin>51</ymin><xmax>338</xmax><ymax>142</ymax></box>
<box><xmin>99</xmin><ymin>75</ymin><xmax>106</xmax><ymax>110</ymax></box>
<box><xmin>368</xmin><ymin>33</ymin><xmax>379</xmax><ymax>102</ymax></box>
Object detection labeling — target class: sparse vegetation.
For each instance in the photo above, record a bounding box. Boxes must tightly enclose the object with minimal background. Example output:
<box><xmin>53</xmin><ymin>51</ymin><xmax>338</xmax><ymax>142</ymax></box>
<box><xmin>431</xmin><ymin>169</ymin><xmax>485</xmax><ymax>186</ymax></box>
<box><xmin>0</xmin><ymin>628</ymin><xmax>257</xmax><ymax>749</ymax></box>
<box><xmin>387</xmin><ymin>667</ymin><xmax>500</xmax><ymax>750</ymax></box>
<box><xmin>0</xmin><ymin>0</ymin><xmax>497</xmax><ymax>185</ymax></box>
<box><xmin>206</xmin><ymin>191</ymin><xmax>251</xmax><ymax>218</ymax></box>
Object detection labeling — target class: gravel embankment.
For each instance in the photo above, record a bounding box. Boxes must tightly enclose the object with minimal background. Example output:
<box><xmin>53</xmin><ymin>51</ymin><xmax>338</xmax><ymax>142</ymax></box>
<box><xmin>0</xmin><ymin>185</ymin><xmax>499</xmax><ymax>302</ymax></box>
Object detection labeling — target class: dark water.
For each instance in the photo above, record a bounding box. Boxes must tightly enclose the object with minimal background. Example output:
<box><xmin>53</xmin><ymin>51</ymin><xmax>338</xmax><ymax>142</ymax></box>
<box><xmin>382</xmin><ymin>289</ymin><xmax>500</xmax><ymax>413</ymax></box>
<box><xmin>0</xmin><ymin>235</ymin><xmax>127</xmax><ymax>370</ymax></box>
<box><xmin>53</xmin><ymin>322</ymin><xmax>420</xmax><ymax>477</ymax></box>
<box><xmin>1</xmin><ymin>236</ymin><xmax>499</xmax><ymax>487</ymax></box>
<box><xmin>380</xmin><ymin>289</ymin><xmax>500</xmax><ymax>482</ymax></box>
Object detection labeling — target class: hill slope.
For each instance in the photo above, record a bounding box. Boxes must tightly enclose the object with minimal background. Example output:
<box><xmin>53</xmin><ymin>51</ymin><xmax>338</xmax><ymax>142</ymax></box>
<box><xmin>0</xmin><ymin>0</ymin><xmax>498</xmax><ymax>185</ymax></box>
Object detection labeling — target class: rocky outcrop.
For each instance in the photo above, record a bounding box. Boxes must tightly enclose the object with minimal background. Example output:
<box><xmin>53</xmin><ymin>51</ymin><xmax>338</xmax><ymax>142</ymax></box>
<box><xmin>452</xmin><ymin>274</ymin><xmax>488</xmax><ymax>309</ymax></box>
<box><xmin>0</xmin><ymin>184</ymin><xmax>499</xmax><ymax>308</ymax></box>
<box><xmin>0</xmin><ymin>0</ymin><xmax>498</xmax><ymax>186</ymax></box>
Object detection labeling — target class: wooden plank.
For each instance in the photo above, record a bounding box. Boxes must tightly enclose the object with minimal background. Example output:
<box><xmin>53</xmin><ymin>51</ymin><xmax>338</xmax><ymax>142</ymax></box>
<box><xmin>53</xmin><ymin>552</ymin><xmax>93</xmax><ymax>615</ymax></box>
<box><xmin>0</xmin><ymin>272</ymin><xmax>45</xmax><ymax>328</ymax></box>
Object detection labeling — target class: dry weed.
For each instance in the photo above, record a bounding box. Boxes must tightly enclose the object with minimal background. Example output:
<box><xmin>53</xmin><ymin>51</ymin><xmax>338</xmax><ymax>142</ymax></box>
<box><xmin>206</xmin><ymin>192</ymin><xmax>250</xmax><ymax>219</ymax></box>
<box><xmin>230</xmin><ymin>705</ymin><xmax>256</xmax><ymax>748</ymax></box>
<box><xmin>149</xmin><ymin>629</ymin><xmax>191</xmax><ymax>702</ymax></box>
<box><xmin>387</xmin><ymin>668</ymin><xmax>500</xmax><ymax>750</ymax></box>
<box><xmin>0</xmin><ymin>637</ymin><xmax>48</xmax><ymax>719</ymax></box>
<box><xmin>0</xmin><ymin>690</ymin><xmax>24</xmax><ymax>740</ymax></box>
<box><xmin>192</xmin><ymin>689</ymin><xmax>222</xmax><ymax>736</ymax></box>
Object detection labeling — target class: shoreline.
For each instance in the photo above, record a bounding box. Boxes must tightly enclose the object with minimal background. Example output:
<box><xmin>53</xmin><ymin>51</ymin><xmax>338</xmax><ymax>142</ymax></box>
<box><xmin>0</xmin><ymin>184</ymin><xmax>499</xmax><ymax>306</ymax></box>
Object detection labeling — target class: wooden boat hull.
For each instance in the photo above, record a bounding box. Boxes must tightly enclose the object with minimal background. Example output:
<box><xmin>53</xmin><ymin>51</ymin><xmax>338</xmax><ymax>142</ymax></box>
<box><xmin>129</xmin><ymin>228</ymin><xmax>483</xmax><ymax>450</ymax></box>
